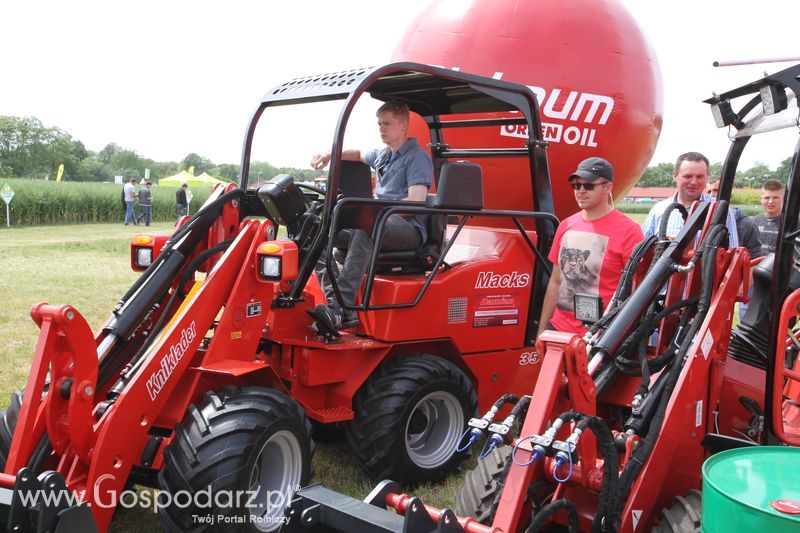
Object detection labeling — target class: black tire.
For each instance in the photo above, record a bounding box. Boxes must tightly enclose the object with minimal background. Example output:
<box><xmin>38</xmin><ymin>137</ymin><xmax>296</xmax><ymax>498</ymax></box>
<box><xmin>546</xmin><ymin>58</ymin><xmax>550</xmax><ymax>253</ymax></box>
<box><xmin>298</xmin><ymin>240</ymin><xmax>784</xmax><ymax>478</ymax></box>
<box><xmin>345</xmin><ymin>356</ymin><xmax>477</xmax><ymax>484</ymax></box>
<box><xmin>0</xmin><ymin>391</ymin><xmax>23</xmax><ymax>472</ymax></box>
<box><xmin>158</xmin><ymin>386</ymin><xmax>315</xmax><ymax>533</ymax></box>
<box><xmin>456</xmin><ymin>446</ymin><xmax>512</xmax><ymax>523</ymax></box>
<box><xmin>652</xmin><ymin>490</ymin><xmax>702</xmax><ymax>533</ymax></box>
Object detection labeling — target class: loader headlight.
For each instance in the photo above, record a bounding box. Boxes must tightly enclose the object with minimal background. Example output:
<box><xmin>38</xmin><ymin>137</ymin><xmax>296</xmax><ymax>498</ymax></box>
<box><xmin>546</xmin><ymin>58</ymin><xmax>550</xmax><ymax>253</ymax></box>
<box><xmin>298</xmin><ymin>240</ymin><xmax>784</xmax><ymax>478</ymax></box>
<box><xmin>255</xmin><ymin>240</ymin><xmax>297</xmax><ymax>283</ymax></box>
<box><xmin>710</xmin><ymin>99</ymin><xmax>737</xmax><ymax>128</ymax></box>
<box><xmin>135</xmin><ymin>247</ymin><xmax>153</xmax><ymax>268</ymax></box>
<box><xmin>574</xmin><ymin>293</ymin><xmax>602</xmax><ymax>324</ymax></box>
<box><xmin>259</xmin><ymin>256</ymin><xmax>282</xmax><ymax>280</ymax></box>
<box><xmin>760</xmin><ymin>84</ymin><xmax>788</xmax><ymax>116</ymax></box>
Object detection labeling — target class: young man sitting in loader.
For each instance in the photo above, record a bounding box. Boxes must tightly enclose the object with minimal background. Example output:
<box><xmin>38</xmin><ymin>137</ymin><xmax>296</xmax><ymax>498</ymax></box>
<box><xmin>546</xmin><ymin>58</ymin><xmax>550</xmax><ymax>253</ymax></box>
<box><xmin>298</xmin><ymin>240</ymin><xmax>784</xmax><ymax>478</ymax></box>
<box><xmin>308</xmin><ymin>101</ymin><xmax>433</xmax><ymax>334</ymax></box>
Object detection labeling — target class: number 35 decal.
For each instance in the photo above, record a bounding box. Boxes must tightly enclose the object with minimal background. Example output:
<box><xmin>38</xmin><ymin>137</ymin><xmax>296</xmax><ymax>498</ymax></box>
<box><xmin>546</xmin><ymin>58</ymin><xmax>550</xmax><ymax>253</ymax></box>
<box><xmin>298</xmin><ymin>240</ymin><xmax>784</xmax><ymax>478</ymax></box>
<box><xmin>519</xmin><ymin>351</ymin><xmax>540</xmax><ymax>366</ymax></box>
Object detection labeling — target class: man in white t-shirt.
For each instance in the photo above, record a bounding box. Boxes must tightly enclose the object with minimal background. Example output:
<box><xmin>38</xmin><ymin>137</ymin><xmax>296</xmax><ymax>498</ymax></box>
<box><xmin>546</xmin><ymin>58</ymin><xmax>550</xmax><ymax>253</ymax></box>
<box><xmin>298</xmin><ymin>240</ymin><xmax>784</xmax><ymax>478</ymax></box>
<box><xmin>123</xmin><ymin>178</ymin><xmax>138</xmax><ymax>226</ymax></box>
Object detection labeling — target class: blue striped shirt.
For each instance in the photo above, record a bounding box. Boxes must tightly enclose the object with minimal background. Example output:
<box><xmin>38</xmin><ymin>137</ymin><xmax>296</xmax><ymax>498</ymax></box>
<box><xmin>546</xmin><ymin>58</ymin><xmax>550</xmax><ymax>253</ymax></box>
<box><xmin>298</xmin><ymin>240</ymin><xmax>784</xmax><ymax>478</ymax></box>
<box><xmin>641</xmin><ymin>192</ymin><xmax>739</xmax><ymax>247</ymax></box>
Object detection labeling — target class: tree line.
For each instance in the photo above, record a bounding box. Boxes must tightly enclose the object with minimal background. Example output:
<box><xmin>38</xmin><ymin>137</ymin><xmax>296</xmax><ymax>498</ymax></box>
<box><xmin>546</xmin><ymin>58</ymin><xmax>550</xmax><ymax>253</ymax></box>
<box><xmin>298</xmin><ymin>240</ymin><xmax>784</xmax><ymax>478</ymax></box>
<box><xmin>1</xmin><ymin>114</ymin><xmax>792</xmax><ymax>188</ymax></box>
<box><xmin>0</xmin><ymin>115</ymin><xmax>316</xmax><ymax>184</ymax></box>
<box><xmin>638</xmin><ymin>158</ymin><xmax>793</xmax><ymax>188</ymax></box>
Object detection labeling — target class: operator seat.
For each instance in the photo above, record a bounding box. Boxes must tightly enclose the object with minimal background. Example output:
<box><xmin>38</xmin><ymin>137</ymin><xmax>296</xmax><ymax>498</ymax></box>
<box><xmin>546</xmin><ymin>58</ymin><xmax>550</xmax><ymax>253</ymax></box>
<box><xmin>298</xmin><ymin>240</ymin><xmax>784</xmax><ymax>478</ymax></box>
<box><xmin>375</xmin><ymin>160</ymin><xmax>484</xmax><ymax>274</ymax></box>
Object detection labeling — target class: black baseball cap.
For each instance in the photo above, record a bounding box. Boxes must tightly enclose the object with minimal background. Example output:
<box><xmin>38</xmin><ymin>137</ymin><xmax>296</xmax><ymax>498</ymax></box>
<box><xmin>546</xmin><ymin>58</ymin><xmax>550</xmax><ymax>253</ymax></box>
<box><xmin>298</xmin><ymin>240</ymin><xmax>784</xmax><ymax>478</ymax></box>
<box><xmin>569</xmin><ymin>157</ymin><xmax>614</xmax><ymax>182</ymax></box>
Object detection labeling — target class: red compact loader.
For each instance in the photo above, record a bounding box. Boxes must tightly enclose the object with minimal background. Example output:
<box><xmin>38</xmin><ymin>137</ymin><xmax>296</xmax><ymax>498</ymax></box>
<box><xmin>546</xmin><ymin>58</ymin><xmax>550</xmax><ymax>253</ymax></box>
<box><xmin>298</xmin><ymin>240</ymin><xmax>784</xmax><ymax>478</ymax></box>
<box><xmin>280</xmin><ymin>64</ymin><xmax>800</xmax><ymax>532</ymax></box>
<box><xmin>0</xmin><ymin>63</ymin><xmax>560</xmax><ymax>531</ymax></box>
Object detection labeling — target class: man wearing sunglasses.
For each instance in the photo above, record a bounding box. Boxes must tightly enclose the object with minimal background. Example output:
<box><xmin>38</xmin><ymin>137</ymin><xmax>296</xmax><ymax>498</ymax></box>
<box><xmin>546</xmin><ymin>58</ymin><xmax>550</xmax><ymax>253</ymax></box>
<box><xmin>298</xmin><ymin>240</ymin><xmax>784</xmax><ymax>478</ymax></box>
<box><xmin>538</xmin><ymin>157</ymin><xmax>644</xmax><ymax>336</ymax></box>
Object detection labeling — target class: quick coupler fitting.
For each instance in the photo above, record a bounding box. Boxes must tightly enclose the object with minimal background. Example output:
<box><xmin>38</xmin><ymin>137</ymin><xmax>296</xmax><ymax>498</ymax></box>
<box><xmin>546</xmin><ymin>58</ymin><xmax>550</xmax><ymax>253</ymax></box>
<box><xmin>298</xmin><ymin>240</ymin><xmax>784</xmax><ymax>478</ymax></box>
<box><xmin>631</xmin><ymin>393</ymin><xmax>645</xmax><ymax>413</ymax></box>
<box><xmin>471</xmin><ymin>408</ymin><xmax>498</xmax><ymax>430</ymax></box>
<box><xmin>545</xmin><ymin>417</ymin><xmax>565</xmax><ymax>438</ymax></box>
<box><xmin>552</xmin><ymin>429</ymin><xmax>581</xmax><ymax>467</ymax></box>
<box><xmin>479</xmin><ymin>433</ymin><xmax>504</xmax><ymax>460</ymax></box>
<box><xmin>488</xmin><ymin>414</ymin><xmax>516</xmax><ymax>440</ymax></box>
<box><xmin>552</xmin><ymin>431</ymin><xmax>581</xmax><ymax>482</ymax></box>
<box><xmin>552</xmin><ymin>452</ymin><xmax>573</xmax><ymax>482</ymax></box>
<box><xmin>456</xmin><ymin>427</ymin><xmax>483</xmax><ymax>452</ymax></box>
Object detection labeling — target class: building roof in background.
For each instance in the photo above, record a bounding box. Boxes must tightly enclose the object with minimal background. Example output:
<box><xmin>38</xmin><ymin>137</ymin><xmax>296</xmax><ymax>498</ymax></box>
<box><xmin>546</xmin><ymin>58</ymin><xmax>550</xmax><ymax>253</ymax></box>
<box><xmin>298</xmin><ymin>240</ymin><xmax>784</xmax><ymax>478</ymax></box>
<box><xmin>625</xmin><ymin>187</ymin><xmax>675</xmax><ymax>199</ymax></box>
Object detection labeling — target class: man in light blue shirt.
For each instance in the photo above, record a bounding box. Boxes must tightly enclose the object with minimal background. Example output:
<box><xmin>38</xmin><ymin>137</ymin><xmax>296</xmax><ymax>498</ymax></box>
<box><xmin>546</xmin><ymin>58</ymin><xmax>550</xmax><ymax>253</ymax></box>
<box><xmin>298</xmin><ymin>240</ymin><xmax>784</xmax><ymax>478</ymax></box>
<box><xmin>641</xmin><ymin>152</ymin><xmax>739</xmax><ymax>247</ymax></box>
<box><xmin>308</xmin><ymin>101</ymin><xmax>433</xmax><ymax>334</ymax></box>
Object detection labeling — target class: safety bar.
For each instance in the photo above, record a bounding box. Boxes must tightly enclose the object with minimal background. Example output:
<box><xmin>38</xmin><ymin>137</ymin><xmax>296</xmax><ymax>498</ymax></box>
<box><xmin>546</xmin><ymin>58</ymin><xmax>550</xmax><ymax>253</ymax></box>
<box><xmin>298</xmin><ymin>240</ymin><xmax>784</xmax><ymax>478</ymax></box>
<box><xmin>325</xmin><ymin>198</ymin><xmax>557</xmax><ymax>312</ymax></box>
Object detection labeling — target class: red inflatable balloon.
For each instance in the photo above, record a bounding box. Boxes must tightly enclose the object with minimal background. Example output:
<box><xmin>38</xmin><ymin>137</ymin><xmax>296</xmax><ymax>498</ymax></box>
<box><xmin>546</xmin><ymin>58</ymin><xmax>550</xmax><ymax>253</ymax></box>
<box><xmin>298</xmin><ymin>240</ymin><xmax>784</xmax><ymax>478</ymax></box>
<box><xmin>393</xmin><ymin>0</ymin><xmax>662</xmax><ymax>220</ymax></box>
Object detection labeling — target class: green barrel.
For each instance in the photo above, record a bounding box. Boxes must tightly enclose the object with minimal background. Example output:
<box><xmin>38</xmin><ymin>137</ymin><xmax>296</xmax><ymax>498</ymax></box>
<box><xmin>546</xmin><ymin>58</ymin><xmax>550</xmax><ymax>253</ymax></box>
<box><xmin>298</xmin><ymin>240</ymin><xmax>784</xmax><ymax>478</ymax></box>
<box><xmin>702</xmin><ymin>446</ymin><xmax>800</xmax><ymax>532</ymax></box>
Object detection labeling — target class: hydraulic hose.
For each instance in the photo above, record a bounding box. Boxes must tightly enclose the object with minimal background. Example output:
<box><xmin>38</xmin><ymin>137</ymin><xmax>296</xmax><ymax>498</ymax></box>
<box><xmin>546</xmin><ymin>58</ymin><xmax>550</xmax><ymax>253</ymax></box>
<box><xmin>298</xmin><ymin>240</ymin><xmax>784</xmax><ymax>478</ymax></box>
<box><xmin>609</xmin><ymin>223</ymin><xmax>726</xmax><ymax>529</ymax></box>
<box><xmin>510</xmin><ymin>395</ymin><xmax>531</xmax><ymax>421</ymax></box>
<box><xmin>105</xmin><ymin>188</ymin><xmax>244</xmax><ymax>342</ymax></box>
<box><xmin>557</xmin><ymin>411</ymin><xmax>585</xmax><ymax>425</ymax></box>
<box><xmin>613</xmin><ymin>297</ymin><xmax>700</xmax><ymax>376</ymax></box>
<box><xmin>100</xmin><ymin>190</ymin><xmax>244</xmax><ymax>394</ymax></box>
<box><xmin>527</xmin><ymin>499</ymin><xmax>580</xmax><ymax>533</ymax></box>
<box><xmin>657</xmin><ymin>203</ymin><xmax>689</xmax><ymax>242</ymax></box>
<box><xmin>113</xmin><ymin>188</ymin><xmax>243</xmax><ymax>311</ymax></box>
<box><xmin>479</xmin><ymin>395</ymin><xmax>533</xmax><ymax>458</ymax></box>
<box><xmin>610</xmin><ymin>235</ymin><xmax>658</xmax><ymax>310</ymax></box>
<box><xmin>176</xmin><ymin>239</ymin><xmax>234</xmax><ymax>298</ymax></box>
<box><xmin>589</xmin><ymin>236</ymin><xmax>658</xmax><ymax>338</ymax></box>
<box><xmin>494</xmin><ymin>394</ymin><xmax>521</xmax><ymax>410</ymax></box>
<box><xmin>575</xmin><ymin>416</ymin><xmax>619</xmax><ymax>533</ymax></box>
<box><xmin>459</xmin><ymin>393</ymin><xmax>523</xmax><ymax>452</ymax></box>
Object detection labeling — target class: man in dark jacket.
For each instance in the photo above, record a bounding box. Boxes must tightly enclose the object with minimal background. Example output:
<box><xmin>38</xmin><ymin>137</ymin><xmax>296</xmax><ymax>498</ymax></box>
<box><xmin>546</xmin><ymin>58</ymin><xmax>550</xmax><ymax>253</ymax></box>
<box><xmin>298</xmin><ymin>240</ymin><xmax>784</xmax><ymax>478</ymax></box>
<box><xmin>175</xmin><ymin>183</ymin><xmax>188</xmax><ymax>219</ymax></box>
<box><xmin>136</xmin><ymin>181</ymin><xmax>153</xmax><ymax>226</ymax></box>
<box><xmin>706</xmin><ymin>178</ymin><xmax>763</xmax><ymax>259</ymax></box>
<box><xmin>706</xmin><ymin>177</ymin><xmax>763</xmax><ymax>318</ymax></box>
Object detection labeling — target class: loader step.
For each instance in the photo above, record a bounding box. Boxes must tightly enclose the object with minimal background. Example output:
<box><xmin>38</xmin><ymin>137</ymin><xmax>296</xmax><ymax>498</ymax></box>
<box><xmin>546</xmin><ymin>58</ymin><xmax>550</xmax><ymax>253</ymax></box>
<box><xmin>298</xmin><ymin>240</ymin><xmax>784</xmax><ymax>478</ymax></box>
<box><xmin>308</xmin><ymin>406</ymin><xmax>355</xmax><ymax>423</ymax></box>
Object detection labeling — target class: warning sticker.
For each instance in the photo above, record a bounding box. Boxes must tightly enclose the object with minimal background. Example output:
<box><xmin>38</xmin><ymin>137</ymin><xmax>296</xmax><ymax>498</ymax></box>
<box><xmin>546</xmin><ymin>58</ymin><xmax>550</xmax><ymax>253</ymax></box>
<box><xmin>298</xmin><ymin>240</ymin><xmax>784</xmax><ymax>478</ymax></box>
<box><xmin>472</xmin><ymin>294</ymin><xmax>520</xmax><ymax>328</ymax></box>
<box><xmin>246</xmin><ymin>301</ymin><xmax>262</xmax><ymax>318</ymax></box>
<box><xmin>695</xmin><ymin>400</ymin><xmax>703</xmax><ymax>428</ymax></box>
<box><xmin>700</xmin><ymin>330</ymin><xmax>713</xmax><ymax>360</ymax></box>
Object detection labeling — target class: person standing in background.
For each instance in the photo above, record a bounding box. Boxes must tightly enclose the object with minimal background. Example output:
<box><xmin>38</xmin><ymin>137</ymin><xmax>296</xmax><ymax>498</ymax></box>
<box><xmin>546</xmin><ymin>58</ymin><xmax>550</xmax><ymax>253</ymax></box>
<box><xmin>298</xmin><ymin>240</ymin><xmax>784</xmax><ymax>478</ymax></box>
<box><xmin>123</xmin><ymin>178</ymin><xmax>138</xmax><ymax>226</ymax></box>
<box><xmin>137</xmin><ymin>181</ymin><xmax>153</xmax><ymax>226</ymax></box>
<box><xmin>175</xmin><ymin>182</ymin><xmax>189</xmax><ymax>220</ymax></box>
<box><xmin>752</xmin><ymin>179</ymin><xmax>785</xmax><ymax>255</ymax></box>
<box><xmin>641</xmin><ymin>152</ymin><xmax>738</xmax><ymax>246</ymax></box>
<box><xmin>705</xmin><ymin>177</ymin><xmax>762</xmax><ymax>259</ymax></box>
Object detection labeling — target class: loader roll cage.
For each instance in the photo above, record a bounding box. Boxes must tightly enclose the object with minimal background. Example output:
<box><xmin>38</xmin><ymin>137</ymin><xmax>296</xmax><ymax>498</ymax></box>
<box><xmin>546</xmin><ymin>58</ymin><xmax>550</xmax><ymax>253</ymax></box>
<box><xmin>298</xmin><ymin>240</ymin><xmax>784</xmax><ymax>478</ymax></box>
<box><xmin>238</xmin><ymin>62</ymin><xmax>557</xmax><ymax>343</ymax></box>
<box><xmin>705</xmin><ymin>61</ymin><xmax>800</xmax><ymax>444</ymax></box>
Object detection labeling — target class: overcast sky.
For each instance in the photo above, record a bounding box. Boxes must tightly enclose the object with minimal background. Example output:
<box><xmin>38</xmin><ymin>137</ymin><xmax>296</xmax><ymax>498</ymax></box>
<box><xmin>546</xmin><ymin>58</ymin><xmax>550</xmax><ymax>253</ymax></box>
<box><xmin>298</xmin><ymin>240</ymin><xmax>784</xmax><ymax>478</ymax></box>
<box><xmin>1</xmin><ymin>0</ymin><xmax>798</xmax><ymax>171</ymax></box>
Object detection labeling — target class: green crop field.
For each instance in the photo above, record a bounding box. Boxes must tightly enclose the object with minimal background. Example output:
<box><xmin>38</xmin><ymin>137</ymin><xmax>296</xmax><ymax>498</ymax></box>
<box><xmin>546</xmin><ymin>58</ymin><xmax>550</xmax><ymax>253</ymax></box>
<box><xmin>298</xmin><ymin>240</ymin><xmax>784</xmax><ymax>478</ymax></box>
<box><xmin>0</xmin><ymin>179</ymin><xmax>212</xmax><ymax>226</ymax></box>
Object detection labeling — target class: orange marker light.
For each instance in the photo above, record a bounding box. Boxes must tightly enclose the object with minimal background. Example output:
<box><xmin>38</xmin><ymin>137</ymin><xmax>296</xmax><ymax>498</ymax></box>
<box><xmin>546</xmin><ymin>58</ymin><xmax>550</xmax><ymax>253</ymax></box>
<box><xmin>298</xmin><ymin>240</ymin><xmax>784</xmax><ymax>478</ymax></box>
<box><xmin>258</xmin><ymin>242</ymin><xmax>282</xmax><ymax>254</ymax></box>
<box><xmin>133</xmin><ymin>235</ymin><xmax>154</xmax><ymax>246</ymax></box>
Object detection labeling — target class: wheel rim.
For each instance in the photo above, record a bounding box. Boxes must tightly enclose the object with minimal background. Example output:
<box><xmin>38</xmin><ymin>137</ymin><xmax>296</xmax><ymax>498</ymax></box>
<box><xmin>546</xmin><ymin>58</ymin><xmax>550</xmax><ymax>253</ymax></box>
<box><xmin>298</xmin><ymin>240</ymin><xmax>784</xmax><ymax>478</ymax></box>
<box><xmin>247</xmin><ymin>429</ymin><xmax>303</xmax><ymax>532</ymax></box>
<box><xmin>404</xmin><ymin>390</ymin><xmax>464</xmax><ymax>469</ymax></box>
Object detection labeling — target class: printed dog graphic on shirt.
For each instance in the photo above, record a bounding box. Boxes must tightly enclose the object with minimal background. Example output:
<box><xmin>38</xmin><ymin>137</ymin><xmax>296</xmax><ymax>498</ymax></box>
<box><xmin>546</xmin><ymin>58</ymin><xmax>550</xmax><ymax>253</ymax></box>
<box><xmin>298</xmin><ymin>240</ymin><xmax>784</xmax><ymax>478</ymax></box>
<box><xmin>556</xmin><ymin>231</ymin><xmax>607</xmax><ymax>312</ymax></box>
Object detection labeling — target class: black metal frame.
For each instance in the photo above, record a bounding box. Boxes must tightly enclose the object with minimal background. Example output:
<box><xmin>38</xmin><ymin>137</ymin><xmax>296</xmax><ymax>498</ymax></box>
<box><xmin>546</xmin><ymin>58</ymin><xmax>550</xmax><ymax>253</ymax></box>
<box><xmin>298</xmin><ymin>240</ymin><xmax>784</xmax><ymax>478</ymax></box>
<box><xmin>705</xmin><ymin>62</ymin><xmax>800</xmax><ymax>443</ymax></box>
<box><xmin>326</xmin><ymin>198</ymin><xmax>558</xmax><ymax>311</ymax></box>
<box><xmin>238</xmin><ymin>62</ymin><xmax>556</xmax><ymax>344</ymax></box>
<box><xmin>283</xmin><ymin>481</ymin><xmax>467</xmax><ymax>533</ymax></box>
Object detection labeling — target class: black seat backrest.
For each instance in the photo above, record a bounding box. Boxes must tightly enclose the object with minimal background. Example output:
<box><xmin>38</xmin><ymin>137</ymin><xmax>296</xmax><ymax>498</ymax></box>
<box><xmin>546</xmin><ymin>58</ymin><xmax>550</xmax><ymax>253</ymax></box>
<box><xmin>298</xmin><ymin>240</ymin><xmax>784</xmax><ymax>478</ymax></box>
<box><xmin>433</xmin><ymin>160</ymin><xmax>484</xmax><ymax>210</ymax></box>
<box><xmin>339</xmin><ymin>160</ymin><xmax>373</xmax><ymax>198</ymax></box>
